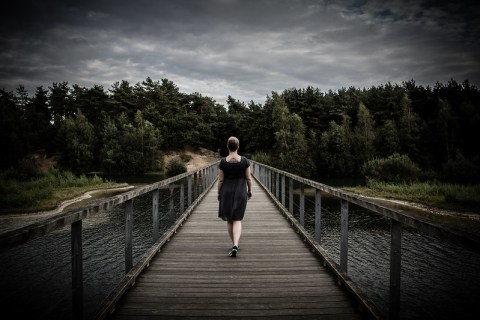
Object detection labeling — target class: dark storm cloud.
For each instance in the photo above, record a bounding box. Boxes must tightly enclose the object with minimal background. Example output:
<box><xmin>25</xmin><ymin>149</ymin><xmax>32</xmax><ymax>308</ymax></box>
<box><xmin>1</xmin><ymin>0</ymin><xmax>479</xmax><ymax>104</ymax></box>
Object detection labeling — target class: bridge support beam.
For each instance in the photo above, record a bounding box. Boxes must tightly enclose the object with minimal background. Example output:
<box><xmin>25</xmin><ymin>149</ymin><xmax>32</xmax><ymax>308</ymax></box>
<box><xmin>288</xmin><ymin>178</ymin><xmax>293</xmax><ymax>213</ymax></box>
<box><xmin>390</xmin><ymin>219</ymin><xmax>402</xmax><ymax>320</ymax></box>
<box><xmin>125</xmin><ymin>199</ymin><xmax>133</xmax><ymax>273</ymax></box>
<box><xmin>71</xmin><ymin>220</ymin><xmax>83</xmax><ymax>320</ymax></box>
<box><xmin>299</xmin><ymin>185</ymin><xmax>305</xmax><ymax>226</ymax></box>
<box><xmin>314</xmin><ymin>189</ymin><xmax>322</xmax><ymax>243</ymax></box>
<box><xmin>340</xmin><ymin>200</ymin><xmax>349</xmax><ymax>272</ymax></box>
<box><xmin>153</xmin><ymin>190</ymin><xmax>159</xmax><ymax>241</ymax></box>
<box><xmin>180</xmin><ymin>182</ymin><xmax>185</xmax><ymax>213</ymax></box>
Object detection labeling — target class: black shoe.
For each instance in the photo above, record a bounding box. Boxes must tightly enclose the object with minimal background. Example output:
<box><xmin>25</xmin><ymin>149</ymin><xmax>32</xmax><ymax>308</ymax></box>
<box><xmin>229</xmin><ymin>246</ymin><xmax>239</xmax><ymax>257</ymax></box>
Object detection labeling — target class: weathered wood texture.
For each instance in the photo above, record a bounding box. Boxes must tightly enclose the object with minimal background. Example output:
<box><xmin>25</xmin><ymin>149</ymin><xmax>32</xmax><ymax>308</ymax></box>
<box><xmin>109</xmin><ymin>179</ymin><xmax>365</xmax><ymax>320</ymax></box>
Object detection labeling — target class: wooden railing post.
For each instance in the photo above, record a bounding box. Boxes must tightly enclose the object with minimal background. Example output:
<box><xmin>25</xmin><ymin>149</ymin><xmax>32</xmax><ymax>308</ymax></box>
<box><xmin>281</xmin><ymin>175</ymin><xmax>286</xmax><ymax>206</ymax></box>
<box><xmin>188</xmin><ymin>175</ymin><xmax>193</xmax><ymax>206</ymax></box>
<box><xmin>193</xmin><ymin>172</ymin><xmax>198</xmax><ymax>199</ymax></box>
<box><xmin>264</xmin><ymin>168</ymin><xmax>267</xmax><ymax>187</ymax></box>
<box><xmin>275</xmin><ymin>172</ymin><xmax>279</xmax><ymax>199</ymax></box>
<box><xmin>299</xmin><ymin>184</ymin><xmax>305</xmax><ymax>226</ymax></box>
<box><xmin>169</xmin><ymin>184</ymin><xmax>174</xmax><ymax>215</ymax></box>
<box><xmin>125</xmin><ymin>199</ymin><xmax>133</xmax><ymax>273</ymax></box>
<box><xmin>203</xmin><ymin>169</ymin><xmax>207</xmax><ymax>191</ymax></box>
<box><xmin>180</xmin><ymin>182</ymin><xmax>185</xmax><ymax>213</ymax></box>
<box><xmin>266</xmin><ymin>169</ymin><xmax>270</xmax><ymax>192</ymax></box>
<box><xmin>390</xmin><ymin>219</ymin><xmax>402</xmax><ymax>320</ymax></box>
<box><xmin>289</xmin><ymin>178</ymin><xmax>294</xmax><ymax>214</ymax></box>
<box><xmin>71</xmin><ymin>220</ymin><xmax>83</xmax><ymax>320</ymax></box>
<box><xmin>262</xmin><ymin>167</ymin><xmax>265</xmax><ymax>188</ymax></box>
<box><xmin>315</xmin><ymin>189</ymin><xmax>322</xmax><ymax>243</ymax></box>
<box><xmin>261</xmin><ymin>167</ymin><xmax>265</xmax><ymax>185</ymax></box>
<box><xmin>152</xmin><ymin>189</ymin><xmax>159</xmax><ymax>241</ymax></box>
<box><xmin>340</xmin><ymin>200</ymin><xmax>349</xmax><ymax>272</ymax></box>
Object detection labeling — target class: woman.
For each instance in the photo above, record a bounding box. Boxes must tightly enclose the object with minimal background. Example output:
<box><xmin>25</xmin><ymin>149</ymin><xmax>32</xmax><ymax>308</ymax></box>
<box><xmin>217</xmin><ymin>136</ymin><xmax>252</xmax><ymax>257</ymax></box>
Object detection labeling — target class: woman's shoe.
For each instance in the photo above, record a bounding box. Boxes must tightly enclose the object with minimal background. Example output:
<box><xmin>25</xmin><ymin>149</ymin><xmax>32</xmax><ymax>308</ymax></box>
<box><xmin>229</xmin><ymin>245</ymin><xmax>239</xmax><ymax>257</ymax></box>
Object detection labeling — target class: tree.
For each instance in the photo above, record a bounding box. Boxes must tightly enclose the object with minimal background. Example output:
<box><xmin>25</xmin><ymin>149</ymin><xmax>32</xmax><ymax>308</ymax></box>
<box><xmin>375</xmin><ymin>119</ymin><xmax>400</xmax><ymax>157</ymax></box>
<box><xmin>134</xmin><ymin>110</ymin><xmax>162</xmax><ymax>172</ymax></box>
<box><xmin>109</xmin><ymin>111</ymin><xmax>162</xmax><ymax>175</ymax></box>
<box><xmin>109</xmin><ymin>80</ymin><xmax>136</xmax><ymax>117</ymax></box>
<box><xmin>0</xmin><ymin>89</ymin><xmax>25</xmax><ymax>168</ymax></box>
<box><xmin>317</xmin><ymin>120</ymin><xmax>353</xmax><ymax>177</ymax></box>
<box><xmin>49</xmin><ymin>81</ymin><xmax>72</xmax><ymax>124</ymax></box>
<box><xmin>352</xmin><ymin>103</ymin><xmax>375</xmax><ymax>170</ymax></box>
<box><xmin>24</xmin><ymin>86</ymin><xmax>53</xmax><ymax>151</ymax></box>
<box><xmin>271</xmin><ymin>93</ymin><xmax>314</xmax><ymax>177</ymax></box>
<box><xmin>70</xmin><ymin>84</ymin><xmax>109</xmax><ymax>128</ymax></box>
<box><xmin>398</xmin><ymin>93</ymin><xmax>421</xmax><ymax>160</ymax></box>
<box><xmin>99</xmin><ymin>116</ymin><xmax>122</xmax><ymax>173</ymax></box>
<box><xmin>57</xmin><ymin>111</ymin><xmax>96</xmax><ymax>173</ymax></box>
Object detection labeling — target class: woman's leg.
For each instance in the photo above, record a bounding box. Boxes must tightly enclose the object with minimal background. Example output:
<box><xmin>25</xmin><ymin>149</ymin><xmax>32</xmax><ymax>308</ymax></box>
<box><xmin>227</xmin><ymin>221</ymin><xmax>242</xmax><ymax>246</ymax></box>
<box><xmin>227</xmin><ymin>221</ymin><xmax>234</xmax><ymax>244</ymax></box>
<box><xmin>232</xmin><ymin>220</ymin><xmax>242</xmax><ymax>247</ymax></box>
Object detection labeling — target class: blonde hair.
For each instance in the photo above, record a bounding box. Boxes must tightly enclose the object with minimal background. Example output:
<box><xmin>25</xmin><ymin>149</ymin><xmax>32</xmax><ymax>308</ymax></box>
<box><xmin>227</xmin><ymin>136</ymin><xmax>240</xmax><ymax>151</ymax></box>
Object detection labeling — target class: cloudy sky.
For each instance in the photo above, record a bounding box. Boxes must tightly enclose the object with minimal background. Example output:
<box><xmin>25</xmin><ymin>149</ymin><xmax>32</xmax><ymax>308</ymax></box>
<box><xmin>1</xmin><ymin>0</ymin><xmax>479</xmax><ymax>105</ymax></box>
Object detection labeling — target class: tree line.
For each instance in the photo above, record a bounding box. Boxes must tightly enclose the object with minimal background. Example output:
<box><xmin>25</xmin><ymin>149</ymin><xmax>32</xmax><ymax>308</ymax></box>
<box><xmin>1</xmin><ymin>77</ymin><xmax>479</xmax><ymax>183</ymax></box>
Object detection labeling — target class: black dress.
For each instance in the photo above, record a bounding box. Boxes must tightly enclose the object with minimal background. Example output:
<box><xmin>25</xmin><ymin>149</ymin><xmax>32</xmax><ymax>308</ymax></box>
<box><xmin>218</xmin><ymin>156</ymin><xmax>250</xmax><ymax>221</ymax></box>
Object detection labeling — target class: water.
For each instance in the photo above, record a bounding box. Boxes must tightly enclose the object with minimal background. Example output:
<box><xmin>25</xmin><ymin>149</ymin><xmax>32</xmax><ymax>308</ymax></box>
<box><xmin>0</xmin><ymin>186</ymin><xmax>188</xmax><ymax>320</ymax></box>
<box><xmin>288</xmin><ymin>190</ymin><xmax>480</xmax><ymax>319</ymax></box>
<box><xmin>1</xmin><ymin>181</ymin><xmax>479</xmax><ymax>319</ymax></box>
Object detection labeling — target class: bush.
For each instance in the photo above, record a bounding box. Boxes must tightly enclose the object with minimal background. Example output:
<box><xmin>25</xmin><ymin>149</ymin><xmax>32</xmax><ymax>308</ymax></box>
<box><xmin>362</xmin><ymin>153</ymin><xmax>422</xmax><ymax>183</ymax></box>
<box><xmin>442</xmin><ymin>184</ymin><xmax>480</xmax><ymax>206</ymax></box>
<box><xmin>252</xmin><ymin>152</ymin><xmax>273</xmax><ymax>166</ymax></box>
<box><xmin>165</xmin><ymin>157</ymin><xmax>187</xmax><ymax>177</ymax></box>
<box><xmin>179</xmin><ymin>153</ymin><xmax>192</xmax><ymax>163</ymax></box>
<box><xmin>441</xmin><ymin>152</ymin><xmax>480</xmax><ymax>184</ymax></box>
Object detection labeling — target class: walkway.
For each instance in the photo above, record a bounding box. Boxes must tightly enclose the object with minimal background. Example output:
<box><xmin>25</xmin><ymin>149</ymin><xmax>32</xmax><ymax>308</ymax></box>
<box><xmin>109</xmin><ymin>178</ymin><xmax>364</xmax><ymax>319</ymax></box>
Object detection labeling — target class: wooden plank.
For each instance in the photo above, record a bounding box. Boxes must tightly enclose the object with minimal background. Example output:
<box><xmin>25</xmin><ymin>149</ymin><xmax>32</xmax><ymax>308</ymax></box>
<box><xmin>108</xmin><ymin>179</ymin><xmax>366</xmax><ymax>320</ymax></box>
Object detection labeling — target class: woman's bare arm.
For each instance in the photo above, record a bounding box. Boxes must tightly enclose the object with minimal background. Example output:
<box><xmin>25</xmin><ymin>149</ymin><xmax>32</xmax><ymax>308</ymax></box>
<box><xmin>217</xmin><ymin>169</ymin><xmax>224</xmax><ymax>200</ymax></box>
<box><xmin>245</xmin><ymin>166</ymin><xmax>252</xmax><ymax>199</ymax></box>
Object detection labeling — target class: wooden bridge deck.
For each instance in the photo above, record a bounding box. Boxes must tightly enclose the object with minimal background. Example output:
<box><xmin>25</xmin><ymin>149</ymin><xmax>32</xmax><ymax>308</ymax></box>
<box><xmin>109</xmin><ymin>178</ymin><xmax>365</xmax><ymax>320</ymax></box>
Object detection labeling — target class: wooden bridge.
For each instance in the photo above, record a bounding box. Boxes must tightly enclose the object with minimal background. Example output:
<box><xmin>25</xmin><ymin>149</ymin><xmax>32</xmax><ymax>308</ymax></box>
<box><xmin>104</xmin><ymin>178</ymin><xmax>367</xmax><ymax>319</ymax></box>
<box><xmin>0</xmin><ymin>160</ymin><xmax>478</xmax><ymax>319</ymax></box>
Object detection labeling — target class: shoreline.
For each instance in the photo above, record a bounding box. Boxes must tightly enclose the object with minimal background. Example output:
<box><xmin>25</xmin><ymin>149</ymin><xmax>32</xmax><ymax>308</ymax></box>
<box><xmin>358</xmin><ymin>195</ymin><xmax>480</xmax><ymax>221</ymax></box>
<box><xmin>0</xmin><ymin>185</ymin><xmax>135</xmax><ymax>233</ymax></box>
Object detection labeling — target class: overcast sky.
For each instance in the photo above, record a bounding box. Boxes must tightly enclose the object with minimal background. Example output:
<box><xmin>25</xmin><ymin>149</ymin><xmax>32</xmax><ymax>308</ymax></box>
<box><xmin>1</xmin><ymin>0</ymin><xmax>479</xmax><ymax>105</ymax></box>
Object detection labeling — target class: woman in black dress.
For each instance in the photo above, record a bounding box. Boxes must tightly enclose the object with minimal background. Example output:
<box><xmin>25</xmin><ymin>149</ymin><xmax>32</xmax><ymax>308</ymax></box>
<box><xmin>217</xmin><ymin>137</ymin><xmax>252</xmax><ymax>257</ymax></box>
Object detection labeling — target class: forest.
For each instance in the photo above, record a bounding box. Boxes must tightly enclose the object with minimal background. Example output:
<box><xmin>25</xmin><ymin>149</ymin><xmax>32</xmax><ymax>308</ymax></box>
<box><xmin>1</xmin><ymin>77</ymin><xmax>480</xmax><ymax>185</ymax></box>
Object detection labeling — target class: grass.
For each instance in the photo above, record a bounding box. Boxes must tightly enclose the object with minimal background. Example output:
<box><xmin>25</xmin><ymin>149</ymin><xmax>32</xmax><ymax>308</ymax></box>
<box><xmin>341</xmin><ymin>179</ymin><xmax>480</xmax><ymax>240</ymax></box>
<box><xmin>0</xmin><ymin>169</ymin><xmax>127</xmax><ymax>214</ymax></box>
<box><xmin>342</xmin><ymin>179</ymin><xmax>480</xmax><ymax>213</ymax></box>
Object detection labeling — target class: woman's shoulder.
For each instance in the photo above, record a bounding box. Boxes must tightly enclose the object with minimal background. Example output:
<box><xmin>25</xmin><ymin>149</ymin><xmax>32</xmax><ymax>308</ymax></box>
<box><xmin>219</xmin><ymin>157</ymin><xmax>226</xmax><ymax>167</ymax></box>
<box><xmin>241</xmin><ymin>156</ymin><xmax>250</xmax><ymax>166</ymax></box>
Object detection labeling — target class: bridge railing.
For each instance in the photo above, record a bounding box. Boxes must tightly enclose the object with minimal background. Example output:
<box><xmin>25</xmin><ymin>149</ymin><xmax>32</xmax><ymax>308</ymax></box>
<box><xmin>251</xmin><ymin>161</ymin><xmax>479</xmax><ymax>320</ymax></box>
<box><xmin>0</xmin><ymin>161</ymin><xmax>219</xmax><ymax>320</ymax></box>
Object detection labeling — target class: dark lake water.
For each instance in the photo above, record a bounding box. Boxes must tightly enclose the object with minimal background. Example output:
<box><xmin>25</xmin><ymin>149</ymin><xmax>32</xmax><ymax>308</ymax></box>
<box><xmin>289</xmin><ymin>190</ymin><xmax>480</xmax><ymax>319</ymax></box>
<box><xmin>0</xmin><ymin>184</ymin><xmax>189</xmax><ymax>320</ymax></box>
<box><xmin>0</xmin><ymin>179</ymin><xmax>479</xmax><ymax>319</ymax></box>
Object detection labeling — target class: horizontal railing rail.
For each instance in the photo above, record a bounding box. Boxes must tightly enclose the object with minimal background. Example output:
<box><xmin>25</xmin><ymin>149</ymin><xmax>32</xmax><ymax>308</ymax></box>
<box><xmin>0</xmin><ymin>161</ymin><xmax>219</xmax><ymax>320</ymax></box>
<box><xmin>250</xmin><ymin>161</ymin><xmax>480</xmax><ymax>320</ymax></box>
